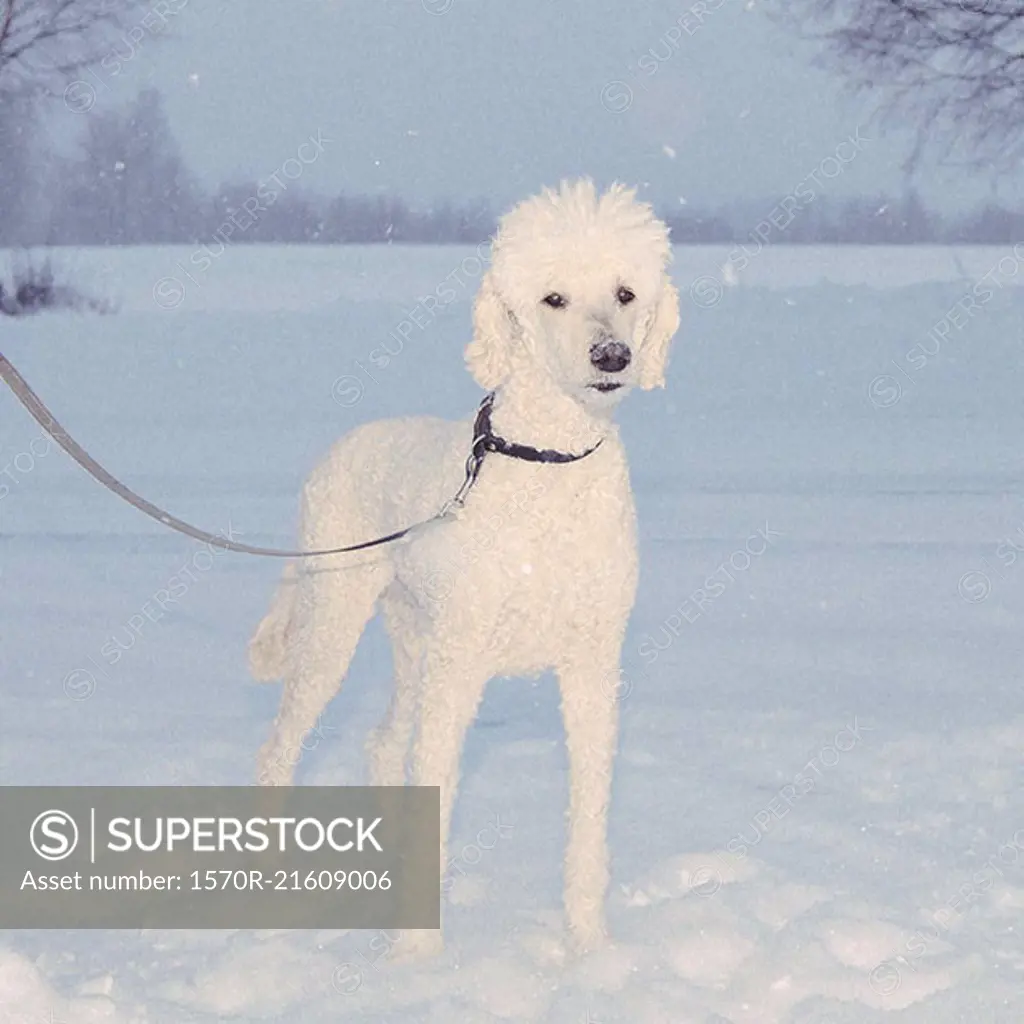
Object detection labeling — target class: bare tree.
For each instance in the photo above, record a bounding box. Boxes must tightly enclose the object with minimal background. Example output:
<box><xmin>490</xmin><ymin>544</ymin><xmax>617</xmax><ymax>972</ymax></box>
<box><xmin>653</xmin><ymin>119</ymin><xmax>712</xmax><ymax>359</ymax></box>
<box><xmin>787</xmin><ymin>0</ymin><xmax>1024</xmax><ymax>170</ymax></box>
<box><xmin>0</xmin><ymin>0</ymin><xmax>148</xmax><ymax>95</ymax></box>
<box><xmin>50</xmin><ymin>87</ymin><xmax>203</xmax><ymax>243</ymax></box>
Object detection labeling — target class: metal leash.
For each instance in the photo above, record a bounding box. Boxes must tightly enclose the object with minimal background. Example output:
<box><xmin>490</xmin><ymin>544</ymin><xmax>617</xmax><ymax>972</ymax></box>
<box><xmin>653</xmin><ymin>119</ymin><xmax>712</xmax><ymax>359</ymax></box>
<box><xmin>0</xmin><ymin>350</ymin><xmax>490</xmax><ymax>558</ymax></box>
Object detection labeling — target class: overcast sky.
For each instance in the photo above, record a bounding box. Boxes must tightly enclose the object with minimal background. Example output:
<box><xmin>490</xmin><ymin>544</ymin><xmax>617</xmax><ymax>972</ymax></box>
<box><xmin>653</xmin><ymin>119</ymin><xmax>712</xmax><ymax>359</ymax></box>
<box><xmin>44</xmin><ymin>0</ymin><xmax>1011</xmax><ymax>212</ymax></box>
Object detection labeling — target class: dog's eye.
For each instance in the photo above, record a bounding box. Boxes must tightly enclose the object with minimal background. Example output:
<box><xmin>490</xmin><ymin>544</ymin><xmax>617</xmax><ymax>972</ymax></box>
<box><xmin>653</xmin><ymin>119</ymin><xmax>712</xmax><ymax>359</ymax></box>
<box><xmin>617</xmin><ymin>286</ymin><xmax>636</xmax><ymax>306</ymax></box>
<box><xmin>541</xmin><ymin>293</ymin><xmax>567</xmax><ymax>309</ymax></box>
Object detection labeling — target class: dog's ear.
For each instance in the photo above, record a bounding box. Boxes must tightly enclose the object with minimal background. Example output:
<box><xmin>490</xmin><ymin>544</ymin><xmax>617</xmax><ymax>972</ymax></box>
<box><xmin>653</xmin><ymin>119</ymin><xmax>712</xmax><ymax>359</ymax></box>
<box><xmin>465</xmin><ymin>271</ymin><xmax>513</xmax><ymax>390</ymax></box>
<box><xmin>636</xmin><ymin>275</ymin><xmax>680</xmax><ymax>390</ymax></box>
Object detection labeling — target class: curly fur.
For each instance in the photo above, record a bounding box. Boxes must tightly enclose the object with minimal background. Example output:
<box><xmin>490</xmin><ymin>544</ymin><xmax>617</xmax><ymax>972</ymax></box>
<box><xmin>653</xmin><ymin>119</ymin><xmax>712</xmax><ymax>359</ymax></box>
<box><xmin>250</xmin><ymin>179</ymin><xmax>679</xmax><ymax>957</ymax></box>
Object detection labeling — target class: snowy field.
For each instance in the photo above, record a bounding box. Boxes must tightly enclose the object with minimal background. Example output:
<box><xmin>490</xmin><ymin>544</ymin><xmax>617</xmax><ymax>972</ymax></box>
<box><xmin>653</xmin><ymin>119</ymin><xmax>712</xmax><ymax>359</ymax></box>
<box><xmin>1</xmin><ymin>243</ymin><xmax>1024</xmax><ymax>1023</ymax></box>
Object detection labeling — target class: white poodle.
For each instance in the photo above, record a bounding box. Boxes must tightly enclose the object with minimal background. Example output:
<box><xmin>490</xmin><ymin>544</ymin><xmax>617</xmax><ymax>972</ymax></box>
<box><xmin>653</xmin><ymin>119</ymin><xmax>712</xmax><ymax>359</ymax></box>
<box><xmin>249</xmin><ymin>179</ymin><xmax>679</xmax><ymax>955</ymax></box>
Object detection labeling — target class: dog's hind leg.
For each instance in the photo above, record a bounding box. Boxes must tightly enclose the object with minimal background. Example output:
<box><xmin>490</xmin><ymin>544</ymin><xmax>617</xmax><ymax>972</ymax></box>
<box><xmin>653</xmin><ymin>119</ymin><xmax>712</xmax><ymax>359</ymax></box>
<box><xmin>249</xmin><ymin>563</ymin><xmax>299</xmax><ymax>682</ymax></box>
<box><xmin>255</xmin><ymin>561</ymin><xmax>391</xmax><ymax>786</ymax></box>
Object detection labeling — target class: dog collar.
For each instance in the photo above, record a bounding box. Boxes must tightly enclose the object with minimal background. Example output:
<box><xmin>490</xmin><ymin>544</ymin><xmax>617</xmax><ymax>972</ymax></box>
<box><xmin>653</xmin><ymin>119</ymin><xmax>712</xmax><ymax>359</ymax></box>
<box><xmin>475</xmin><ymin>391</ymin><xmax>603</xmax><ymax>465</ymax></box>
<box><xmin>440</xmin><ymin>392</ymin><xmax>604</xmax><ymax>516</ymax></box>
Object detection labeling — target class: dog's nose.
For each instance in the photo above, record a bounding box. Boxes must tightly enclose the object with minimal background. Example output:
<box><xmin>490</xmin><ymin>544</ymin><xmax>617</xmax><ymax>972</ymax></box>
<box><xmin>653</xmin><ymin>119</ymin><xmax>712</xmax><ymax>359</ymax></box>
<box><xmin>590</xmin><ymin>340</ymin><xmax>632</xmax><ymax>374</ymax></box>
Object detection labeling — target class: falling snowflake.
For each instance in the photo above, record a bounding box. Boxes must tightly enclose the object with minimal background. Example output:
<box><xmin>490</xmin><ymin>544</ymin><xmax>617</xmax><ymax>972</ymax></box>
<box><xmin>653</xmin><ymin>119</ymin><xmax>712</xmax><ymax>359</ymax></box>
<box><xmin>662</xmin><ymin>144</ymin><xmax>677</xmax><ymax>159</ymax></box>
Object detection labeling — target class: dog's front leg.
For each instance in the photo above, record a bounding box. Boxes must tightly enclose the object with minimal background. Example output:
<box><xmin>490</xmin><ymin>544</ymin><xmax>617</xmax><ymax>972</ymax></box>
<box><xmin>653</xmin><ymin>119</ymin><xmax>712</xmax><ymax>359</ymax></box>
<box><xmin>557</xmin><ymin>651</ymin><xmax>621</xmax><ymax>953</ymax></box>
<box><xmin>389</xmin><ymin>647</ymin><xmax>490</xmax><ymax>961</ymax></box>
<box><xmin>366</xmin><ymin>631</ymin><xmax>422</xmax><ymax>787</ymax></box>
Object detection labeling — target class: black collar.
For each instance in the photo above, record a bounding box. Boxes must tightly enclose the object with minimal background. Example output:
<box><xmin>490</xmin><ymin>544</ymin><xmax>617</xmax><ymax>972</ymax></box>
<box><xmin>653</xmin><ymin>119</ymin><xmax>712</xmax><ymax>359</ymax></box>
<box><xmin>474</xmin><ymin>391</ymin><xmax>603</xmax><ymax>464</ymax></box>
<box><xmin>440</xmin><ymin>392</ymin><xmax>604</xmax><ymax>515</ymax></box>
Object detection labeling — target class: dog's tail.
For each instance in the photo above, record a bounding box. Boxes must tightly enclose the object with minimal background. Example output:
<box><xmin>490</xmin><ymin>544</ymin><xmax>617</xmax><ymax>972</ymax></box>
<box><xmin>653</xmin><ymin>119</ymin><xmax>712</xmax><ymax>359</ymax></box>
<box><xmin>248</xmin><ymin>562</ymin><xmax>298</xmax><ymax>682</ymax></box>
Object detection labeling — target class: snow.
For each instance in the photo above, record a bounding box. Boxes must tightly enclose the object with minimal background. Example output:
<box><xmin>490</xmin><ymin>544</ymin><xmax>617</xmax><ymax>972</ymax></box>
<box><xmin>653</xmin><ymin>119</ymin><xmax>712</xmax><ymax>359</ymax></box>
<box><xmin>1</xmin><ymin>243</ymin><xmax>1023</xmax><ymax>1022</ymax></box>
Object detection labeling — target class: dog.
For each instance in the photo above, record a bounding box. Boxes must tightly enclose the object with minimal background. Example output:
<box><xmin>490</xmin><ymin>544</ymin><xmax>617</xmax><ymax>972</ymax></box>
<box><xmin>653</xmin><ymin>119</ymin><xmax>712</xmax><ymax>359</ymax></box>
<box><xmin>249</xmin><ymin>178</ymin><xmax>679</xmax><ymax>956</ymax></box>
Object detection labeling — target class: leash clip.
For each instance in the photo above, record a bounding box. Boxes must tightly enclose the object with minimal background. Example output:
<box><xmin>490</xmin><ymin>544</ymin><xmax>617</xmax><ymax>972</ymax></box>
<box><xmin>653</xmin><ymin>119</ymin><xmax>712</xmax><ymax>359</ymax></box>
<box><xmin>439</xmin><ymin>439</ymin><xmax>488</xmax><ymax>520</ymax></box>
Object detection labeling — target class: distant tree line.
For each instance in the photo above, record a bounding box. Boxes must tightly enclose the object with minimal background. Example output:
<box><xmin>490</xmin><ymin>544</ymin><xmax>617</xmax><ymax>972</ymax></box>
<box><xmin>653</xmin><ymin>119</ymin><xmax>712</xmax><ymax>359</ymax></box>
<box><xmin>3</xmin><ymin>86</ymin><xmax>1024</xmax><ymax>248</ymax></box>
<box><xmin>662</xmin><ymin>192</ymin><xmax>1024</xmax><ymax>246</ymax></box>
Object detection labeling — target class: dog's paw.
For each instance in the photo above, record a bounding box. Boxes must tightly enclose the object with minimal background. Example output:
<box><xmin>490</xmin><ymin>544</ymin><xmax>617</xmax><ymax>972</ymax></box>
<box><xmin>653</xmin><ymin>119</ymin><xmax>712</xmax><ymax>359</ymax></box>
<box><xmin>568</xmin><ymin>922</ymin><xmax>610</xmax><ymax>957</ymax></box>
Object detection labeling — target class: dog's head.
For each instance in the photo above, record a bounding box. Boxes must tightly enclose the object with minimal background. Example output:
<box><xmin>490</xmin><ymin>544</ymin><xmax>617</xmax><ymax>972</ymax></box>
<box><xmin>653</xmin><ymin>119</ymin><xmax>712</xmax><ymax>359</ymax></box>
<box><xmin>466</xmin><ymin>179</ymin><xmax>679</xmax><ymax>406</ymax></box>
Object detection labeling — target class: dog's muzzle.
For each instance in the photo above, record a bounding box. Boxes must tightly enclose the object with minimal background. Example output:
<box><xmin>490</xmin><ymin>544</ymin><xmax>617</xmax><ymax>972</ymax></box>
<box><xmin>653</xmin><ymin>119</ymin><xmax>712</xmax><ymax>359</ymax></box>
<box><xmin>589</xmin><ymin>340</ymin><xmax>631</xmax><ymax>391</ymax></box>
